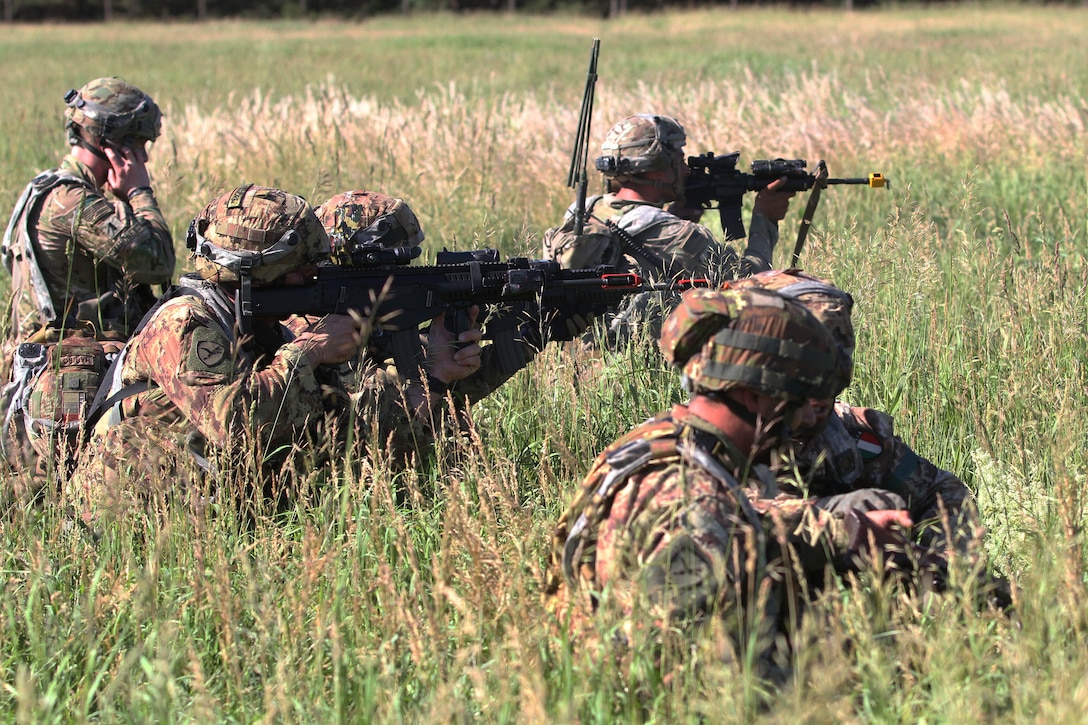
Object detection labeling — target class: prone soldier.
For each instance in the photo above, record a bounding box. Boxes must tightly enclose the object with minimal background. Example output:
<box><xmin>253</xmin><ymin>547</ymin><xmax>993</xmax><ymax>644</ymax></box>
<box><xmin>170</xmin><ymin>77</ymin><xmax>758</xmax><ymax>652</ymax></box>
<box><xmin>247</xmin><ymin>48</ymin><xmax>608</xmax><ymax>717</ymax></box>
<box><xmin>545</xmin><ymin>287</ymin><xmax>915</xmax><ymax>681</ymax></box>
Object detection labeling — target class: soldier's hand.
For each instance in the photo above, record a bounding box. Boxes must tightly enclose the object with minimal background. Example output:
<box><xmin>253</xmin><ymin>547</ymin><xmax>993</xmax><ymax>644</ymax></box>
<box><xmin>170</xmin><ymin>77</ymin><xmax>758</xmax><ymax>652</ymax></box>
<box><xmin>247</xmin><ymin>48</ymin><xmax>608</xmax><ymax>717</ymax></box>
<box><xmin>846</xmin><ymin>509</ymin><xmax>913</xmax><ymax>553</ymax></box>
<box><xmin>294</xmin><ymin>312</ymin><xmax>365</xmax><ymax>367</ymax></box>
<box><xmin>425</xmin><ymin>305</ymin><xmax>483</xmax><ymax>384</ymax></box>
<box><xmin>752</xmin><ymin>177</ymin><xmax>795</xmax><ymax>223</ymax></box>
<box><xmin>104</xmin><ymin>143</ymin><xmax>152</xmax><ymax>201</ymax></box>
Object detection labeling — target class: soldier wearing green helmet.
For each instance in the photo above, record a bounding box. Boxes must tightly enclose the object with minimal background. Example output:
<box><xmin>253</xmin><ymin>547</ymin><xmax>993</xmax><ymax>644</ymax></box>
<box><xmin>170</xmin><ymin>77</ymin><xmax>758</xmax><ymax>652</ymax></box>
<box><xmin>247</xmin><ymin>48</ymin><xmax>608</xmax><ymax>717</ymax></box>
<box><xmin>0</xmin><ymin>77</ymin><xmax>175</xmax><ymax>485</ymax></box>
<box><xmin>68</xmin><ymin>185</ymin><xmax>483</xmax><ymax>523</ymax></box>
<box><xmin>314</xmin><ymin>190</ymin><xmax>591</xmax><ymax>404</ymax></box>
<box><xmin>542</xmin><ymin>113</ymin><xmax>794</xmax><ymax>344</ymax></box>
<box><xmin>544</xmin><ymin>287</ymin><xmax>915</xmax><ymax>682</ymax></box>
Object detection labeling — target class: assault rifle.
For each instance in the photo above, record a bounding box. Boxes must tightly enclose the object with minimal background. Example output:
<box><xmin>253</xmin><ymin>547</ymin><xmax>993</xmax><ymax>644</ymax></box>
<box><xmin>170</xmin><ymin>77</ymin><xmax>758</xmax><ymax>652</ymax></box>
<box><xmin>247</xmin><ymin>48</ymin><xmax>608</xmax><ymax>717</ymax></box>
<box><xmin>246</xmin><ymin>242</ymin><xmax>706</xmax><ymax>379</ymax></box>
<box><xmin>682</xmin><ymin>152</ymin><xmax>887</xmax><ymax>264</ymax></box>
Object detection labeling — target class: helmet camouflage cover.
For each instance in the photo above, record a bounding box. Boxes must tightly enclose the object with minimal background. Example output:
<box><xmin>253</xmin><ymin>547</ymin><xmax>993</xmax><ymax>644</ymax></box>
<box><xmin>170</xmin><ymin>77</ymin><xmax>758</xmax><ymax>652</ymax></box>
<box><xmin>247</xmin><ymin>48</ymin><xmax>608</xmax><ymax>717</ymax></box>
<box><xmin>315</xmin><ymin>190</ymin><xmax>425</xmax><ymax>263</ymax></box>
<box><xmin>596</xmin><ymin>113</ymin><xmax>687</xmax><ymax>179</ymax></box>
<box><xmin>64</xmin><ymin>77</ymin><xmax>162</xmax><ymax>145</ymax></box>
<box><xmin>187</xmin><ymin>184</ymin><xmax>330</xmax><ymax>285</ymax></box>
<box><xmin>659</xmin><ymin>287</ymin><xmax>846</xmax><ymax>402</ymax></box>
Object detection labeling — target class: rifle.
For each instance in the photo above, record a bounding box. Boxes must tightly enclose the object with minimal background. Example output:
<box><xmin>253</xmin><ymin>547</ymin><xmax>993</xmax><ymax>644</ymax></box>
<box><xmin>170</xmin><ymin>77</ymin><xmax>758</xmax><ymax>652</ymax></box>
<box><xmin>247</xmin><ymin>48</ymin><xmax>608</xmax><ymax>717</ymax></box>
<box><xmin>246</xmin><ymin>242</ymin><xmax>705</xmax><ymax>380</ymax></box>
<box><xmin>565</xmin><ymin>38</ymin><xmax>600</xmax><ymax>237</ymax></box>
<box><xmin>682</xmin><ymin>152</ymin><xmax>887</xmax><ymax>265</ymax></box>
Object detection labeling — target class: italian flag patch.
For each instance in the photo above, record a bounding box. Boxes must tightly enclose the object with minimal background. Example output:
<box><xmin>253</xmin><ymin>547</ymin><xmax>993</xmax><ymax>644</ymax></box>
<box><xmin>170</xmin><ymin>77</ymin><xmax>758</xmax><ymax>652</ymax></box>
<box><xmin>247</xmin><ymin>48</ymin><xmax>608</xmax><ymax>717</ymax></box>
<box><xmin>857</xmin><ymin>432</ymin><xmax>882</xmax><ymax>459</ymax></box>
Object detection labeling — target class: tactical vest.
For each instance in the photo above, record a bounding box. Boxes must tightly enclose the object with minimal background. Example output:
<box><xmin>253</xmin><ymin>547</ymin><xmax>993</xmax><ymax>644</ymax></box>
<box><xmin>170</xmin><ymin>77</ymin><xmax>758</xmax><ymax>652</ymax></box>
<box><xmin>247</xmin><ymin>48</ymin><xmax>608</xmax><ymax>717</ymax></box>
<box><xmin>542</xmin><ymin>196</ymin><xmax>675</xmax><ymax>277</ymax></box>
<box><xmin>547</xmin><ymin>413</ymin><xmax>764</xmax><ymax>600</ymax></box>
<box><xmin>2</xmin><ymin>169</ymin><xmax>93</xmax><ymax>325</ymax></box>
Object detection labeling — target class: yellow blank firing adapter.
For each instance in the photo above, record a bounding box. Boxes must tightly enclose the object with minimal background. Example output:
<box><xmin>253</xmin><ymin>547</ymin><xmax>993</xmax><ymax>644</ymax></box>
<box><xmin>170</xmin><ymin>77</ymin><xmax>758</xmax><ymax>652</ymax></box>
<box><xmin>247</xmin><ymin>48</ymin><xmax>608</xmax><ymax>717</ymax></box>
<box><xmin>868</xmin><ymin>173</ymin><xmax>888</xmax><ymax>188</ymax></box>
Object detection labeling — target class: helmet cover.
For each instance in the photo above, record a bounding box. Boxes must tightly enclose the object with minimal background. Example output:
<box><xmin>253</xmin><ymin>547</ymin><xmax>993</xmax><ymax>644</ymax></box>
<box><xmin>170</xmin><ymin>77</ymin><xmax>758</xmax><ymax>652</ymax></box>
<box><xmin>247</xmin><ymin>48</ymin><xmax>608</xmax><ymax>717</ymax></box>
<box><xmin>64</xmin><ymin>77</ymin><xmax>162</xmax><ymax>146</ymax></box>
<box><xmin>660</xmin><ymin>287</ymin><xmax>846</xmax><ymax>402</ymax></box>
<box><xmin>315</xmin><ymin>190</ymin><xmax>425</xmax><ymax>263</ymax></box>
<box><xmin>187</xmin><ymin>184</ymin><xmax>330</xmax><ymax>285</ymax></box>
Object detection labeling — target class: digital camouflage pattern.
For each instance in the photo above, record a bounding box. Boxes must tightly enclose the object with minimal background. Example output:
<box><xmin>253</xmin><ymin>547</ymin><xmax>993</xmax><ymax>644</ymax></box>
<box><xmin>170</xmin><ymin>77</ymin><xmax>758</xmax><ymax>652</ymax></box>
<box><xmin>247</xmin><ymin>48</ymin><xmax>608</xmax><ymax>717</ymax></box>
<box><xmin>64</xmin><ymin>77</ymin><xmax>162</xmax><ymax>146</ymax></box>
<box><xmin>316</xmin><ymin>190</ymin><xmax>425</xmax><ymax>261</ymax></box>
<box><xmin>3</xmin><ymin>155</ymin><xmax>174</xmax><ymax>343</ymax></box>
<box><xmin>541</xmin><ymin>194</ymin><xmax>780</xmax><ymax>345</ymax></box>
<box><xmin>660</xmin><ymin>287</ymin><xmax>845</xmax><ymax>402</ymax></box>
<box><xmin>795</xmin><ymin>400</ymin><xmax>982</xmax><ymax>555</ymax></box>
<box><xmin>597</xmin><ymin>114</ymin><xmax>687</xmax><ymax>179</ymax></box>
<box><xmin>189</xmin><ymin>184</ymin><xmax>329</xmax><ymax>285</ymax></box>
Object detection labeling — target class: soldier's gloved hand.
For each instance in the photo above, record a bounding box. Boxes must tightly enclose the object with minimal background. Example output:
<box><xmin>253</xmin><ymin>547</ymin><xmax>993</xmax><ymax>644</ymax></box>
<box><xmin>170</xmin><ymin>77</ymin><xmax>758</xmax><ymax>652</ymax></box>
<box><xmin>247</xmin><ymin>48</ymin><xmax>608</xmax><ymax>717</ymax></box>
<box><xmin>545</xmin><ymin>308</ymin><xmax>596</xmax><ymax>343</ymax></box>
<box><xmin>666</xmin><ymin>200</ymin><xmax>705</xmax><ymax>223</ymax></box>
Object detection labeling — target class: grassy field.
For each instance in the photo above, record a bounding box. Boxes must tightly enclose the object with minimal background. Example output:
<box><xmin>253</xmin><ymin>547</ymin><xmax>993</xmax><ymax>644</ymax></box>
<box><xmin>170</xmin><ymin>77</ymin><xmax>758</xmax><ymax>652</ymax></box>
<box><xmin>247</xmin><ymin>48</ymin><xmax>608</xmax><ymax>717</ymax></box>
<box><xmin>1</xmin><ymin>6</ymin><xmax>1087</xmax><ymax>722</ymax></box>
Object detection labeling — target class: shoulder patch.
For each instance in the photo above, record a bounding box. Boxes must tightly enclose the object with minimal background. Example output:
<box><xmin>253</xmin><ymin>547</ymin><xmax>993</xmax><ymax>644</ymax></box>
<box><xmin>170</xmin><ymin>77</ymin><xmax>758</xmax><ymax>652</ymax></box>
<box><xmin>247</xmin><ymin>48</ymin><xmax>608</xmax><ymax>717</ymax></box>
<box><xmin>185</xmin><ymin>325</ymin><xmax>233</xmax><ymax>375</ymax></box>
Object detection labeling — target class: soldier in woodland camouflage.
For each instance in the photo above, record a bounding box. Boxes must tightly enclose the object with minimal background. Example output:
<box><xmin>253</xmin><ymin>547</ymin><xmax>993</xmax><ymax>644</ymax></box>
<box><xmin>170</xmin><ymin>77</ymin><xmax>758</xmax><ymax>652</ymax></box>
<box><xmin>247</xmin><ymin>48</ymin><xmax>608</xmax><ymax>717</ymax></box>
<box><xmin>2</xmin><ymin>77</ymin><xmax>174</xmax><ymax>344</ymax></box>
<box><xmin>725</xmin><ymin>269</ymin><xmax>989</xmax><ymax>580</ymax></box>
<box><xmin>541</xmin><ymin>114</ymin><xmax>793</xmax><ymax>343</ymax></box>
<box><xmin>546</xmin><ymin>287</ymin><xmax>916</xmax><ymax>680</ymax></box>
<box><xmin>0</xmin><ymin>77</ymin><xmax>175</xmax><ymax>485</ymax></box>
<box><xmin>314</xmin><ymin>190</ymin><xmax>584</xmax><ymax>405</ymax></box>
<box><xmin>69</xmin><ymin>185</ymin><xmax>482</xmax><ymax>522</ymax></box>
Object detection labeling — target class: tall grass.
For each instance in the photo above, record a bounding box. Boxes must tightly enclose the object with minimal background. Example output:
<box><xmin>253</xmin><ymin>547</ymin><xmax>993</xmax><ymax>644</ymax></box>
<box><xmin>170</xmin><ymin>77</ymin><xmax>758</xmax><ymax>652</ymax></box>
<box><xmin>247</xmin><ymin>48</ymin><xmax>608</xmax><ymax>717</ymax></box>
<box><xmin>1</xmin><ymin>7</ymin><xmax>1087</xmax><ymax>721</ymax></box>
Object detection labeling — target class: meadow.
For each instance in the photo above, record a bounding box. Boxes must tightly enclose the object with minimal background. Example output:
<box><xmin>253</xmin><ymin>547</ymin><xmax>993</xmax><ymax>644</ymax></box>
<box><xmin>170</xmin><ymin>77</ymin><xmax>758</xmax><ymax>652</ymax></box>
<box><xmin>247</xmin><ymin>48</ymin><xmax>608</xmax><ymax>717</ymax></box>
<box><xmin>1</xmin><ymin>6</ymin><xmax>1087</xmax><ymax>721</ymax></box>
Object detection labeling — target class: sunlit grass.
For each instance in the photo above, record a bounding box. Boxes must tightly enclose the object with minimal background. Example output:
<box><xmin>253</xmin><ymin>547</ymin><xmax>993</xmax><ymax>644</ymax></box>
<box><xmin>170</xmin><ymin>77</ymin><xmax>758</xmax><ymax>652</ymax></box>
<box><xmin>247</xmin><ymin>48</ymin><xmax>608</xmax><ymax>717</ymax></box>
<box><xmin>1</xmin><ymin>7</ymin><xmax>1087</xmax><ymax>721</ymax></box>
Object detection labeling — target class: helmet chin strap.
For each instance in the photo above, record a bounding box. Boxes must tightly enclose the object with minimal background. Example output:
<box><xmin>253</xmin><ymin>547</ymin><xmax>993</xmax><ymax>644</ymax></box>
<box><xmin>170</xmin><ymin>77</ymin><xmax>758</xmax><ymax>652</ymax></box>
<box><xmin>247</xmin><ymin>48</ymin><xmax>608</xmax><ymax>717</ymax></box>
<box><xmin>70</xmin><ymin>134</ymin><xmax>109</xmax><ymax>163</ymax></box>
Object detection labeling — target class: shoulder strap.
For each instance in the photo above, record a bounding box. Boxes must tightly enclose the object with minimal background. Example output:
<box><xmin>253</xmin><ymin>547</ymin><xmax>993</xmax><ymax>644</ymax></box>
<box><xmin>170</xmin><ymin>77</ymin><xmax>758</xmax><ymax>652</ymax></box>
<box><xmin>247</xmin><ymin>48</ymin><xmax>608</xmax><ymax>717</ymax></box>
<box><xmin>2</xmin><ymin>169</ymin><xmax>93</xmax><ymax>324</ymax></box>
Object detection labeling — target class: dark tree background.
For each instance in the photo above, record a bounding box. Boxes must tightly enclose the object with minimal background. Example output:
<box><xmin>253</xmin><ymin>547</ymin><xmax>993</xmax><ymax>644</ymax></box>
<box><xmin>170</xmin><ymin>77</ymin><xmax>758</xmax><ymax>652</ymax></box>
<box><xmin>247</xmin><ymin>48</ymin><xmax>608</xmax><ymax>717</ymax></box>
<box><xmin>1</xmin><ymin>0</ymin><xmax>1083</xmax><ymax>21</ymax></box>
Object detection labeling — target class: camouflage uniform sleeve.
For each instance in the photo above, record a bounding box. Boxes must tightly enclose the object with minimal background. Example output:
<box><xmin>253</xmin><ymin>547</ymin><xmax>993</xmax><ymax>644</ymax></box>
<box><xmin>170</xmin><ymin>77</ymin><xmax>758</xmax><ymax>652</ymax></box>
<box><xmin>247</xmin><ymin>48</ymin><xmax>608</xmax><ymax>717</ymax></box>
<box><xmin>839</xmin><ymin>404</ymin><xmax>981</xmax><ymax>550</ymax></box>
<box><xmin>56</xmin><ymin>182</ymin><xmax>175</xmax><ymax>285</ymax></box>
<box><xmin>749</xmin><ymin>491</ymin><xmax>853</xmax><ymax>573</ymax></box>
<box><xmin>736</xmin><ymin>211</ymin><xmax>779</xmax><ymax>277</ymax></box>
<box><xmin>130</xmin><ymin>299</ymin><xmax>325</xmax><ymax>450</ymax></box>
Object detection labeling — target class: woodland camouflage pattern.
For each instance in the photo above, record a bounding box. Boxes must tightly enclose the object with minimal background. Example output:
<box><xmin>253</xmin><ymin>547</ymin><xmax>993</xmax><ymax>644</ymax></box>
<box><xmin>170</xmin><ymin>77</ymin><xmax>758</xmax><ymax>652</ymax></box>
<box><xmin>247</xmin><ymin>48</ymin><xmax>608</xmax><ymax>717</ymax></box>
<box><xmin>796</xmin><ymin>401</ymin><xmax>982</xmax><ymax>556</ymax></box>
<box><xmin>5</xmin><ymin>155</ymin><xmax>174</xmax><ymax>342</ymax></box>
<box><xmin>545</xmin><ymin>405</ymin><xmax>857</xmax><ymax>676</ymax></box>
<box><xmin>660</xmin><ymin>287</ymin><xmax>844</xmax><ymax>401</ymax></box>
<box><xmin>545</xmin><ymin>289</ymin><xmax>856</xmax><ymax>674</ymax></box>
<box><xmin>69</xmin><ymin>281</ymin><xmax>438</xmax><ymax>518</ymax></box>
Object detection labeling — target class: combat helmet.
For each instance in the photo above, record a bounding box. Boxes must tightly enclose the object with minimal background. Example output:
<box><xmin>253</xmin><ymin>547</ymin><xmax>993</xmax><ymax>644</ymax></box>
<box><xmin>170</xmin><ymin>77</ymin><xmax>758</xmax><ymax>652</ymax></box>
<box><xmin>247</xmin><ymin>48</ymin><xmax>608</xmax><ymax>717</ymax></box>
<box><xmin>660</xmin><ymin>287</ymin><xmax>846</xmax><ymax>403</ymax></box>
<box><xmin>316</xmin><ymin>190</ymin><xmax>425</xmax><ymax>264</ymax></box>
<box><xmin>595</xmin><ymin>114</ymin><xmax>687</xmax><ymax>196</ymax></box>
<box><xmin>64</xmin><ymin>77</ymin><xmax>162</xmax><ymax>150</ymax></box>
<box><xmin>726</xmin><ymin>269</ymin><xmax>855</xmax><ymax>392</ymax></box>
<box><xmin>187</xmin><ymin>184</ymin><xmax>330</xmax><ymax>286</ymax></box>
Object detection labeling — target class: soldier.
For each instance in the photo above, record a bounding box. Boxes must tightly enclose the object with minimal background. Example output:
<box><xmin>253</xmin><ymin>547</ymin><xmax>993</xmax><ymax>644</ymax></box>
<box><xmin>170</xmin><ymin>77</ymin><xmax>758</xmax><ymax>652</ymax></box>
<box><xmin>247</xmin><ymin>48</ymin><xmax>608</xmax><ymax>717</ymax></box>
<box><xmin>68</xmin><ymin>184</ymin><xmax>482</xmax><ymax>522</ymax></box>
<box><xmin>315</xmin><ymin>190</ymin><xmax>591</xmax><ymax>403</ymax></box>
<box><xmin>545</xmin><ymin>287</ymin><xmax>914</xmax><ymax>680</ymax></box>
<box><xmin>726</xmin><ymin>269</ymin><xmax>995</xmax><ymax>592</ymax></box>
<box><xmin>0</xmin><ymin>77</ymin><xmax>175</xmax><ymax>483</ymax></box>
<box><xmin>541</xmin><ymin>113</ymin><xmax>793</xmax><ymax>343</ymax></box>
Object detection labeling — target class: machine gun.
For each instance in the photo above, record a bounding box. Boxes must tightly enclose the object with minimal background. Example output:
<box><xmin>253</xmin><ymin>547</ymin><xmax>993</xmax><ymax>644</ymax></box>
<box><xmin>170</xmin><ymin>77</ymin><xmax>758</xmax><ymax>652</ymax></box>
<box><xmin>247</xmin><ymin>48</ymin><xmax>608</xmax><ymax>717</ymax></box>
<box><xmin>246</xmin><ymin>242</ymin><xmax>706</xmax><ymax>380</ymax></box>
<box><xmin>683</xmin><ymin>151</ymin><xmax>887</xmax><ymax>265</ymax></box>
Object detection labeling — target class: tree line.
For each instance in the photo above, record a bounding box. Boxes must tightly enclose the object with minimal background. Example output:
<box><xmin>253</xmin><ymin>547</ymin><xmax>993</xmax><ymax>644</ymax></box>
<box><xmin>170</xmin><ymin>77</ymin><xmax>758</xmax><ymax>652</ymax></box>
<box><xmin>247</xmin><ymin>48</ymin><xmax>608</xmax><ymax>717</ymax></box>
<box><xmin>5</xmin><ymin>0</ymin><xmax>1085</xmax><ymax>23</ymax></box>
